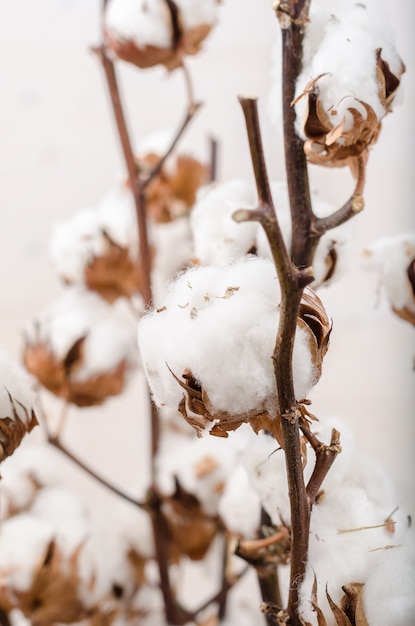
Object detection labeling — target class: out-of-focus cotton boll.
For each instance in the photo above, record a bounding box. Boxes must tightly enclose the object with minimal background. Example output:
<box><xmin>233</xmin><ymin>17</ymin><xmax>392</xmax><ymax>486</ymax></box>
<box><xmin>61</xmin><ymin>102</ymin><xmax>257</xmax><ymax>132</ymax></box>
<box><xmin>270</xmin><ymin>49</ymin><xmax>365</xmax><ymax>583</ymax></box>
<box><xmin>23</xmin><ymin>287</ymin><xmax>138</xmax><ymax>407</ymax></box>
<box><xmin>361</xmin><ymin>232</ymin><xmax>415</xmax><ymax>326</ymax></box>
<box><xmin>0</xmin><ymin>349</ymin><xmax>38</xmax><ymax>463</ymax></box>
<box><xmin>191</xmin><ymin>179</ymin><xmax>258</xmax><ymax>266</ymax></box>
<box><xmin>363</xmin><ymin>532</ymin><xmax>415</xmax><ymax>626</ymax></box>
<box><xmin>156</xmin><ymin>425</ymin><xmax>252</xmax><ymax>516</ymax></box>
<box><xmin>138</xmin><ymin>257</ymin><xmax>317</xmax><ymax>437</ymax></box>
<box><xmin>105</xmin><ymin>0</ymin><xmax>220</xmax><ymax>71</ymax></box>
<box><xmin>0</xmin><ymin>513</ymin><xmax>54</xmax><ymax>592</ymax></box>
<box><xmin>218</xmin><ymin>464</ymin><xmax>261</xmax><ymax>538</ymax></box>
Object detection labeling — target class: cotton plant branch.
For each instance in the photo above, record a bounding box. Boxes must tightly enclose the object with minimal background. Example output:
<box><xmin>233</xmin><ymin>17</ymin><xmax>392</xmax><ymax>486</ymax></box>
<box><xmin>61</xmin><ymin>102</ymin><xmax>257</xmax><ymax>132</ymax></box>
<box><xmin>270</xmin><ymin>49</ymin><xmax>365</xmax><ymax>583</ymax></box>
<box><xmin>234</xmin><ymin>96</ymin><xmax>312</xmax><ymax>626</ymax></box>
<box><xmin>300</xmin><ymin>420</ymin><xmax>342</xmax><ymax>506</ymax></box>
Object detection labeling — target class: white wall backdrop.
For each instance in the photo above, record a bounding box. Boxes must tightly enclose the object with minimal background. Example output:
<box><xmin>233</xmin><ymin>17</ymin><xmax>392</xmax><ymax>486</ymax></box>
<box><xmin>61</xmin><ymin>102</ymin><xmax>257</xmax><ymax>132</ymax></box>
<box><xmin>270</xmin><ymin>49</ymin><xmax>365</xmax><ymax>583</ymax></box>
<box><xmin>0</xmin><ymin>0</ymin><xmax>414</xmax><ymax>512</ymax></box>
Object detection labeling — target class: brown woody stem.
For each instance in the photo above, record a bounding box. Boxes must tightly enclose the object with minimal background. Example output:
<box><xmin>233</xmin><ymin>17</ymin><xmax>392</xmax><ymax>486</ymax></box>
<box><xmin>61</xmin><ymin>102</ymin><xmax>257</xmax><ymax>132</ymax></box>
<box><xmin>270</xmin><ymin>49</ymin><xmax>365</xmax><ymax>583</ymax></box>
<box><xmin>301</xmin><ymin>423</ymin><xmax>342</xmax><ymax>506</ymax></box>
<box><xmin>312</xmin><ymin>155</ymin><xmax>366</xmax><ymax>235</ymax></box>
<box><xmin>238</xmin><ymin>96</ymin><xmax>311</xmax><ymax>626</ymax></box>
<box><xmin>97</xmin><ymin>45</ymin><xmax>152</xmax><ymax>306</ymax></box>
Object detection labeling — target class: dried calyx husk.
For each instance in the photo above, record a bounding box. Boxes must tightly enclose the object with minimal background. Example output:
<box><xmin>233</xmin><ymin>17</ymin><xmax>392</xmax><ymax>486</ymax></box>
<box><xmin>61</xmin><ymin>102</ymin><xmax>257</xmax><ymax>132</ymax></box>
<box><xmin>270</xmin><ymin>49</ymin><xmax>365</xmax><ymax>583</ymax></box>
<box><xmin>0</xmin><ymin>391</ymin><xmax>38</xmax><ymax>463</ymax></box>
<box><xmin>301</xmin><ymin>577</ymin><xmax>369</xmax><ymax>626</ymax></box>
<box><xmin>162</xmin><ymin>478</ymin><xmax>219</xmax><ymax>562</ymax></box>
<box><xmin>104</xmin><ymin>0</ymin><xmax>220</xmax><ymax>71</ymax></box>
<box><xmin>0</xmin><ymin>351</ymin><xmax>38</xmax><ymax>463</ymax></box>
<box><xmin>138</xmin><ymin>152</ymin><xmax>208</xmax><ymax>223</ymax></box>
<box><xmin>170</xmin><ymin>287</ymin><xmax>331</xmax><ymax>444</ymax></box>
<box><xmin>297</xmin><ymin>49</ymin><xmax>405</xmax><ymax>172</ymax></box>
<box><xmin>83</xmin><ymin>230</ymin><xmax>154</xmax><ymax>303</ymax></box>
<box><xmin>23</xmin><ymin>336</ymin><xmax>129</xmax><ymax>408</ymax></box>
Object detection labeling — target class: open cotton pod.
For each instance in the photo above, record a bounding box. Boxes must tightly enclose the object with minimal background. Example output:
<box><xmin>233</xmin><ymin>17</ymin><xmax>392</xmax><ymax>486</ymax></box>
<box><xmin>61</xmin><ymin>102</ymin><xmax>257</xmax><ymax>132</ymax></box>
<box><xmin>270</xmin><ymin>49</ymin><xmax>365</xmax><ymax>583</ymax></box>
<box><xmin>293</xmin><ymin>0</ymin><xmax>404</xmax><ymax>171</ymax></box>
<box><xmin>50</xmin><ymin>184</ymin><xmax>153</xmax><ymax>304</ymax></box>
<box><xmin>138</xmin><ymin>257</ymin><xmax>330</xmax><ymax>443</ymax></box>
<box><xmin>0</xmin><ymin>350</ymin><xmax>38</xmax><ymax>463</ymax></box>
<box><xmin>361</xmin><ymin>233</ymin><xmax>415</xmax><ymax>326</ymax></box>
<box><xmin>23</xmin><ymin>288</ymin><xmax>138</xmax><ymax>407</ymax></box>
<box><xmin>104</xmin><ymin>0</ymin><xmax>220</xmax><ymax>71</ymax></box>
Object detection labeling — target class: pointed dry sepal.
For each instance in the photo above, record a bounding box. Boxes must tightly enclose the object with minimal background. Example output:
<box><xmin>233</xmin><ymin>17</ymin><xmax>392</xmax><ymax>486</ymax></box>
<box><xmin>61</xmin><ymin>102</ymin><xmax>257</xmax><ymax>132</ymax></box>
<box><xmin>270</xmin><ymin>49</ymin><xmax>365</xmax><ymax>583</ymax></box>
<box><xmin>0</xmin><ymin>351</ymin><xmax>38</xmax><ymax>463</ymax></box>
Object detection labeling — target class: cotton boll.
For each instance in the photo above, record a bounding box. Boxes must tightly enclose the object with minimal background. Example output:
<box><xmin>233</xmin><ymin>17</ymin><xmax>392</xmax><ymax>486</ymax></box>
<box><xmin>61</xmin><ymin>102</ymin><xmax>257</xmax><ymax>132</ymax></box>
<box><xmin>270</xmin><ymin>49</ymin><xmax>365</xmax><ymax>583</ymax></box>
<box><xmin>97</xmin><ymin>184</ymin><xmax>138</xmax><ymax>252</ymax></box>
<box><xmin>24</xmin><ymin>288</ymin><xmax>139</xmax><ymax>406</ymax></box>
<box><xmin>105</xmin><ymin>0</ymin><xmax>172</xmax><ymax>49</ymax></box>
<box><xmin>191</xmin><ymin>179</ymin><xmax>258</xmax><ymax>266</ymax></box>
<box><xmin>104</xmin><ymin>0</ymin><xmax>220</xmax><ymax>71</ymax></box>
<box><xmin>218</xmin><ymin>464</ymin><xmax>261</xmax><ymax>538</ymax></box>
<box><xmin>139</xmin><ymin>257</ymin><xmax>318</xmax><ymax>435</ymax></box>
<box><xmin>49</xmin><ymin>207</ymin><xmax>105</xmax><ymax>284</ymax></box>
<box><xmin>363</xmin><ymin>530</ymin><xmax>415</xmax><ymax>626</ymax></box>
<box><xmin>30</xmin><ymin>486</ymin><xmax>90</xmax><ymax>558</ymax></box>
<box><xmin>156</xmin><ymin>426</ymin><xmax>252</xmax><ymax>516</ymax></box>
<box><xmin>293</xmin><ymin>0</ymin><xmax>404</xmax><ymax>169</ymax></box>
<box><xmin>0</xmin><ymin>349</ymin><xmax>37</xmax><ymax>424</ymax></box>
<box><xmin>361</xmin><ymin>232</ymin><xmax>415</xmax><ymax>315</ymax></box>
<box><xmin>0</xmin><ymin>513</ymin><xmax>54</xmax><ymax>592</ymax></box>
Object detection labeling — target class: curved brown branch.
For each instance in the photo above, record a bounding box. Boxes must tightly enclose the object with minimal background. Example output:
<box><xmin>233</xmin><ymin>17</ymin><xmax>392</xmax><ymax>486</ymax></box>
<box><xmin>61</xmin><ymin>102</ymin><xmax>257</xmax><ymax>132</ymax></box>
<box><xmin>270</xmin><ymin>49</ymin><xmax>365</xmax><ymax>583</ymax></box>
<box><xmin>312</xmin><ymin>155</ymin><xmax>366</xmax><ymax>236</ymax></box>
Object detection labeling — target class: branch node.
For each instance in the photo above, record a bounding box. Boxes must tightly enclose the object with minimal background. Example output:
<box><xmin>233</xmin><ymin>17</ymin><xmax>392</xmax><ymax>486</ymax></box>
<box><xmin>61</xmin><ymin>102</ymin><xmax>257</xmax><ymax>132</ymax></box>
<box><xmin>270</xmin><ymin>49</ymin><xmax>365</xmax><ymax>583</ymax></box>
<box><xmin>352</xmin><ymin>195</ymin><xmax>365</xmax><ymax>213</ymax></box>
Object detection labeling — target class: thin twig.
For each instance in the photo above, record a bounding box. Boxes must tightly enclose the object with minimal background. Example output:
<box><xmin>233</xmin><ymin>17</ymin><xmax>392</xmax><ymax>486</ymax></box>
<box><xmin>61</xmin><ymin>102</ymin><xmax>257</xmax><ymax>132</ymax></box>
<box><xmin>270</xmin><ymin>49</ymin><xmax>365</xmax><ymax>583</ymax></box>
<box><xmin>96</xmin><ymin>44</ymin><xmax>152</xmax><ymax>305</ymax></box>
<box><xmin>141</xmin><ymin>101</ymin><xmax>202</xmax><ymax>191</ymax></box>
<box><xmin>300</xmin><ymin>422</ymin><xmax>342</xmax><ymax>506</ymax></box>
<box><xmin>48</xmin><ymin>435</ymin><xmax>145</xmax><ymax>509</ymax></box>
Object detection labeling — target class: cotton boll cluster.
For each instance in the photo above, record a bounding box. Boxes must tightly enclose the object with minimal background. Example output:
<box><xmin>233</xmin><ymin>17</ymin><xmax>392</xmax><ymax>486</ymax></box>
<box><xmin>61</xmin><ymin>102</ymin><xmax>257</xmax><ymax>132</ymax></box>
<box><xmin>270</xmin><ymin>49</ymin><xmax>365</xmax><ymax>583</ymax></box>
<box><xmin>0</xmin><ymin>349</ymin><xmax>38</xmax><ymax>462</ymax></box>
<box><xmin>138</xmin><ymin>256</ymin><xmax>322</xmax><ymax>439</ymax></box>
<box><xmin>361</xmin><ymin>232</ymin><xmax>415</xmax><ymax>326</ymax></box>
<box><xmin>293</xmin><ymin>0</ymin><xmax>405</xmax><ymax>170</ymax></box>
<box><xmin>104</xmin><ymin>0</ymin><xmax>220</xmax><ymax>71</ymax></box>
<box><xmin>23</xmin><ymin>287</ymin><xmax>138</xmax><ymax>406</ymax></box>
<box><xmin>191</xmin><ymin>179</ymin><xmax>352</xmax><ymax>288</ymax></box>
<box><xmin>0</xmin><ymin>445</ymin><xmax>155</xmax><ymax>623</ymax></box>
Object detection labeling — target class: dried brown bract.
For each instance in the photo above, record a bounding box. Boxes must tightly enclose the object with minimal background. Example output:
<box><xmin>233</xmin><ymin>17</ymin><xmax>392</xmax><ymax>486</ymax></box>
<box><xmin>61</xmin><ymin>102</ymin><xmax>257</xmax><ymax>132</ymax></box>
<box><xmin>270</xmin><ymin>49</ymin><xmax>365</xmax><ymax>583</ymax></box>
<box><xmin>23</xmin><ymin>338</ymin><xmax>128</xmax><ymax>407</ymax></box>
<box><xmin>139</xmin><ymin>153</ymin><xmax>207</xmax><ymax>223</ymax></box>
<box><xmin>301</xmin><ymin>577</ymin><xmax>369</xmax><ymax>626</ymax></box>
<box><xmin>84</xmin><ymin>230</ymin><xmax>155</xmax><ymax>303</ymax></box>
<box><xmin>297</xmin><ymin>51</ymin><xmax>404</xmax><ymax>171</ymax></box>
<box><xmin>14</xmin><ymin>541</ymin><xmax>88</xmax><ymax>625</ymax></box>
<box><xmin>0</xmin><ymin>391</ymin><xmax>38</xmax><ymax>463</ymax></box>
<box><xmin>298</xmin><ymin>287</ymin><xmax>332</xmax><ymax>380</ymax></box>
<box><xmin>162</xmin><ymin>479</ymin><xmax>219</xmax><ymax>561</ymax></box>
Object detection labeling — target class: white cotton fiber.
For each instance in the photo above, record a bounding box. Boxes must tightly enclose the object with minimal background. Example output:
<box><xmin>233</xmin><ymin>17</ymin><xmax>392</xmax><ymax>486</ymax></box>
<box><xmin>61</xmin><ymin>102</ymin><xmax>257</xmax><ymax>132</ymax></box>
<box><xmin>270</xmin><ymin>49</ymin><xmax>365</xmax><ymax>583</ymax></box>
<box><xmin>0</xmin><ymin>349</ymin><xmax>37</xmax><ymax>424</ymax></box>
<box><xmin>218</xmin><ymin>463</ymin><xmax>261</xmax><ymax>538</ymax></box>
<box><xmin>294</xmin><ymin>0</ymin><xmax>403</xmax><ymax>138</ymax></box>
<box><xmin>191</xmin><ymin>179</ymin><xmax>258</xmax><ymax>266</ymax></box>
<box><xmin>361</xmin><ymin>232</ymin><xmax>415</xmax><ymax>312</ymax></box>
<box><xmin>26</xmin><ymin>287</ymin><xmax>138</xmax><ymax>380</ymax></box>
<box><xmin>138</xmin><ymin>256</ymin><xmax>316</xmax><ymax>421</ymax></box>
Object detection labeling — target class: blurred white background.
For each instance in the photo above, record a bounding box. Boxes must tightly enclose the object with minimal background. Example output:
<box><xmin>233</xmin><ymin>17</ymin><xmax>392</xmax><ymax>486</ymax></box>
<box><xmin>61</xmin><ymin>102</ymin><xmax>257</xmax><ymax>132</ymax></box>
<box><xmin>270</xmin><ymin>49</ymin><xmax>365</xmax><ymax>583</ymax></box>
<box><xmin>0</xmin><ymin>0</ymin><xmax>414</xmax><ymax>514</ymax></box>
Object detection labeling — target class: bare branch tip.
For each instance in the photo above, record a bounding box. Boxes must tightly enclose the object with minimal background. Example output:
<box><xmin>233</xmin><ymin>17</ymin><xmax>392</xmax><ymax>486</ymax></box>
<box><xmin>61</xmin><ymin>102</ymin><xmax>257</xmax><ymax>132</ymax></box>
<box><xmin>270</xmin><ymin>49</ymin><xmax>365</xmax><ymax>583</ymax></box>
<box><xmin>232</xmin><ymin>208</ymin><xmax>252</xmax><ymax>223</ymax></box>
<box><xmin>352</xmin><ymin>195</ymin><xmax>365</xmax><ymax>213</ymax></box>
